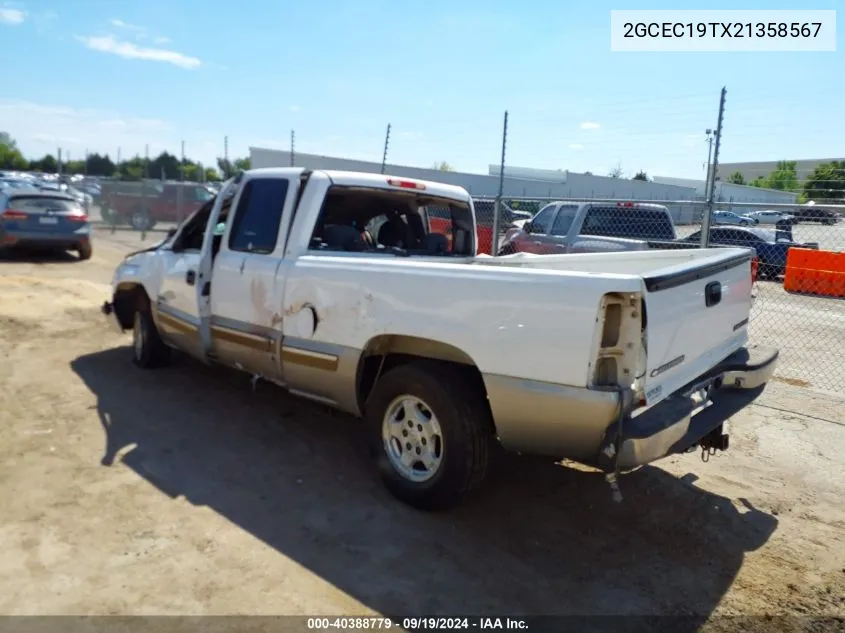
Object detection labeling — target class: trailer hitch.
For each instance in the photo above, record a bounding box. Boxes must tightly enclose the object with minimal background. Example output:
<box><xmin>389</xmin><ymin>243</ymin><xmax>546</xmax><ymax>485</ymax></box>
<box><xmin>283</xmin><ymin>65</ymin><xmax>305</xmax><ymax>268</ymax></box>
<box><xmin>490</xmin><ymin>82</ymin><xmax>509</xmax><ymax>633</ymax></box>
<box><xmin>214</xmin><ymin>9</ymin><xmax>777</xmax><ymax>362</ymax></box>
<box><xmin>699</xmin><ymin>424</ymin><xmax>729</xmax><ymax>462</ymax></box>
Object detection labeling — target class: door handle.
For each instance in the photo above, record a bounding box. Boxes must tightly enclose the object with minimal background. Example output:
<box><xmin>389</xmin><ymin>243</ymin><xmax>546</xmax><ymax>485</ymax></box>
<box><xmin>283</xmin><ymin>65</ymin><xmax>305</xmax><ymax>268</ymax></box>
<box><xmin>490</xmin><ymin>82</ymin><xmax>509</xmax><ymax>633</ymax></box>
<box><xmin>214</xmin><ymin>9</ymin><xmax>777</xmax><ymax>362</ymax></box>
<box><xmin>186</xmin><ymin>270</ymin><xmax>196</xmax><ymax>286</ymax></box>
<box><xmin>705</xmin><ymin>281</ymin><xmax>722</xmax><ymax>307</ymax></box>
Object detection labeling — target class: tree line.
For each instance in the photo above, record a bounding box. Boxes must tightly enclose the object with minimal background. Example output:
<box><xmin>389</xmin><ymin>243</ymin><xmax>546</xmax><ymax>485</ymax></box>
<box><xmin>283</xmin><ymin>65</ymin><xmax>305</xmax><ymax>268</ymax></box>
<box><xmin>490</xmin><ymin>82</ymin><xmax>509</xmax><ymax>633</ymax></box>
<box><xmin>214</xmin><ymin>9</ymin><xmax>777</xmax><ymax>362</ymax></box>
<box><xmin>725</xmin><ymin>160</ymin><xmax>845</xmax><ymax>201</ymax></box>
<box><xmin>0</xmin><ymin>132</ymin><xmax>250</xmax><ymax>182</ymax></box>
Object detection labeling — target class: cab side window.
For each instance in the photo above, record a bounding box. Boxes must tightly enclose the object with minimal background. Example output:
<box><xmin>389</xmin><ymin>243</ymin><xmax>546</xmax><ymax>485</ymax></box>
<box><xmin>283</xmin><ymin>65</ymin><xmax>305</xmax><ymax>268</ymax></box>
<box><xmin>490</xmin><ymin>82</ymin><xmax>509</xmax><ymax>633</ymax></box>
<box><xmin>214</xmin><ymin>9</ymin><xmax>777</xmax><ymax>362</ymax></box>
<box><xmin>228</xmin><ymin>178</ymin><xmax>289</xmax><ymax>254</ymax></box>
<box><xmin>530</xmin><ymin>205</ymin><xmax>557</xmax><ymax>234</ymax></box>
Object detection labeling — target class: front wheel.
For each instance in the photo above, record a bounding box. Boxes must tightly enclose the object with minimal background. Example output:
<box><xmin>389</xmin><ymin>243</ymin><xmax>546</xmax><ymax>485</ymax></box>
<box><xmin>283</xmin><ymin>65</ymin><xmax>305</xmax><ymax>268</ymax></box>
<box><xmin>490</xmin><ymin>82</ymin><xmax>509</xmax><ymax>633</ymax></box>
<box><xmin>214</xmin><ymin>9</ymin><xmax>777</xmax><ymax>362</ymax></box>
<box><xmin>365</xmin><ymin>362</ymin><xmax>493</xmax><ymax>511</ymax></box>
<box><xmin>497</xmin><ymin>243</ymin><xmax>517</xmax><ymax>256</ymax></box>
<box><xmin>132</xmin><ymin>309</ymin><xmax>172</xmax><ymax>368</ymax></box>
<box><xmin>758</xmin><ymin>262</ymin><xmax>779</xmax><ymax>280</ymax></box>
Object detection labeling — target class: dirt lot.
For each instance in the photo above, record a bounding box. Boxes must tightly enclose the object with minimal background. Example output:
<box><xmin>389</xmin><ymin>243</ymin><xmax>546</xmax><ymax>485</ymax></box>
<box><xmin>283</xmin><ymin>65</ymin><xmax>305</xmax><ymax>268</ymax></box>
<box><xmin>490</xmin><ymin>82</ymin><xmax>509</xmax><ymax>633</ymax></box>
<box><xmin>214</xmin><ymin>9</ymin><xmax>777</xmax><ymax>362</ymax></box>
<box><xmin>0</xmin><ymin>229</ymin><xmax>843</xmax><ymax>622</ymax></box>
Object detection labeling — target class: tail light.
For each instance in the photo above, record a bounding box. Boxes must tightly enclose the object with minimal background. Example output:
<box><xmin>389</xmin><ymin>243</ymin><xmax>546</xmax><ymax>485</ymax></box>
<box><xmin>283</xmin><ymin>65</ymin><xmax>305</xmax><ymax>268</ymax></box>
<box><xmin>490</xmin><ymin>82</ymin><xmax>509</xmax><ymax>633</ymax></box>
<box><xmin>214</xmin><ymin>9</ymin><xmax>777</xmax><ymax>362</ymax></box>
<box><xmin>751</xmin><ymin>257</ymin><xmax>759</xmax><ymax>284</ymax></box>
<box><xmin>1</xmin><ymin>209</ymin><xmax>28</xmax><ymax>220</ymax></box>
<box><xmin>387</xmin><ymin>178</ymin><xmax>426</xmax><ymax>191</ymax></box>
<box><xmin>67</xmin><ymin>211</ymin><xmax>88</xmax><ymax>222</ymax></box>
<box><xmin>616</xmin><ymin>202</ymin><xmax>635</xmax><ymax>208</ymax></box>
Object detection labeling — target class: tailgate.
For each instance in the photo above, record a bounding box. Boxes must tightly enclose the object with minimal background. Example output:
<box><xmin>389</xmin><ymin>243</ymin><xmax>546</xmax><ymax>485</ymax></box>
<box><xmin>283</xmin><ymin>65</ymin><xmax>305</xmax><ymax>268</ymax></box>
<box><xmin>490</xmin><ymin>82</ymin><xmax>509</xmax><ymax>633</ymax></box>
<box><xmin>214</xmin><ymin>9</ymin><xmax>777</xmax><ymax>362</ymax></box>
<box><xmin>640</xmin><ymin>248</ymin><xmax>753</xmax><ymax>406</ymax></box>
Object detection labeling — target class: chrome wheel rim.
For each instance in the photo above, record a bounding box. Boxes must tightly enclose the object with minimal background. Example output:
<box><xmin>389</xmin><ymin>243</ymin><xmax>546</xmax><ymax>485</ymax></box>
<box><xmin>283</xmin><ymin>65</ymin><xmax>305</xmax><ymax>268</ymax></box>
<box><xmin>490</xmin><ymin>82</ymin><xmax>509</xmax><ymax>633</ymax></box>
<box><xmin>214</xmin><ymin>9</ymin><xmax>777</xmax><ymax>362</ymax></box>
<box><xmin>131</xmin><ymin>212</ymin><xmax>146</xmax><ymax>230</ymax></box>
<box><xmin>382</xmin><ymin>395</ymin><xmax>444</xmax><ymax>482</ymax></box>
<box><xmin>133</xmin><ymin>313</ymin><xmax>144</xmax><ymax>359</ymax></box>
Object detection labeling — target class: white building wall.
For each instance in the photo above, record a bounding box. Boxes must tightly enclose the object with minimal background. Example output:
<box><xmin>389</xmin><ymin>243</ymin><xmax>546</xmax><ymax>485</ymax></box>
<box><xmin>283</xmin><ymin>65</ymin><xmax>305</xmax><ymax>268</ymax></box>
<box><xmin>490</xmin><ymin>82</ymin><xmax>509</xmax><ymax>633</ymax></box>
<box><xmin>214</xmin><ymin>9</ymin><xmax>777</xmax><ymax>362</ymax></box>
<box><xmin>652</xmin><ymin>176</ymin><xmax>799</xmax><ymax>204</ymax></box>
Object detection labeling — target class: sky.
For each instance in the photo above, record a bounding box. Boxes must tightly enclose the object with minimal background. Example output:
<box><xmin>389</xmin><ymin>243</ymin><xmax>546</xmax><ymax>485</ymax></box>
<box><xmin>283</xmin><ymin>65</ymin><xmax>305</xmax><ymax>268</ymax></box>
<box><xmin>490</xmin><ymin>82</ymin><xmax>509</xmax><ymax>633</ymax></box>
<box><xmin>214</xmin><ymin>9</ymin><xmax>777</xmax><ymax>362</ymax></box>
<box><xmin>0</xmin><ymin>0</ymin><xmax>842</xmax><ymax>180</ymax></box>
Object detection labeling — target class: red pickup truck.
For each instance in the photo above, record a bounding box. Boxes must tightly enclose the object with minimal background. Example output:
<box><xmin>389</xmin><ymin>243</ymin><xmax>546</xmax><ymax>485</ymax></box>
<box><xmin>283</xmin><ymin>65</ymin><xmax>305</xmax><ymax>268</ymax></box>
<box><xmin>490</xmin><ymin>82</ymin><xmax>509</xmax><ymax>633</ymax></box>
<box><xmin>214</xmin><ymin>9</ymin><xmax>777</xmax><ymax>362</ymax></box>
<box><xmin>99</xmin><ymin>181</ymin><xmax>216</xmax><ymax>230</ymax></box>
<box><xmin>427</xmin><ymin>198</ymin><xmax>532</xmax><ymax>255</ymax></box>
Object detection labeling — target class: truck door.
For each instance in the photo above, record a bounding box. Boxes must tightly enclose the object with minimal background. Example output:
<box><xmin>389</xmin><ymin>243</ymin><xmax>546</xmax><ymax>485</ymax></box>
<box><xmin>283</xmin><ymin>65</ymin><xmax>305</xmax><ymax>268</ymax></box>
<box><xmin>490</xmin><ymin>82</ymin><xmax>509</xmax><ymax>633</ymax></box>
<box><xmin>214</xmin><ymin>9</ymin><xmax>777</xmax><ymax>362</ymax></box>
<box><xmin>154</xmin><ymin>202</ymin><xmax>216</xmax><ymax>361</ymax></box>
<box><xmin>199</xmin><ymin>173</ymin><xmax>299</xmax><ymax>380</ymax></box>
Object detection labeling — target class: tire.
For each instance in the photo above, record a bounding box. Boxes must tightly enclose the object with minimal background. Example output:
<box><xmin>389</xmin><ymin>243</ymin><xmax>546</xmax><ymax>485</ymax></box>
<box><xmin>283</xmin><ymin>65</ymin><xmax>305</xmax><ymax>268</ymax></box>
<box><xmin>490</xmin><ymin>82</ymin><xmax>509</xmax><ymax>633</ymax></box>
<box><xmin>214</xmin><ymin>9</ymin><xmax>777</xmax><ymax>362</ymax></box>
<box><xmin>99</xmin><ymin>206</ymin><xmax>115</xmax><ymax>223</ymax></box>
<box><xmin>132</xmin><ymin>309</ymin><xmax>172</xmax><ymax>369</ymax></box>
<box><xmin>76</xmin><ymin>242</ymin><xmax>92</xmax><ymax>260</ymax></box>
<box><xmin>497</xmin><ymin>243</ymin><xmax>516</xmax><ymax>256</ymax></box>
<box><xmin>758</xmin><ymin>262</ymin><xmax>779</xmax><ymax>280</ymax></box>
<box><xmin>129</xmin><ymin>207</ymin><xmax>155</xmax><ymax>232</ymax></box>
<box><xmin>365</xmin><ymin>361</ymin><xmax>493</xmax><ymax>511</ymax></box>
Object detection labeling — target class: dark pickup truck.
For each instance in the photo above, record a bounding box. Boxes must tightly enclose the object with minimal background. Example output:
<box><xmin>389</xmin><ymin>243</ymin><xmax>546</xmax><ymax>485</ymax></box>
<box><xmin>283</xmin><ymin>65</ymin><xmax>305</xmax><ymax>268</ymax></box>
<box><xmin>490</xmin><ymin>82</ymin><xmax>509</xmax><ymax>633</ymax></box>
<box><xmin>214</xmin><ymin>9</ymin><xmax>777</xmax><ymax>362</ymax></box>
<box><xmin>651</xmin><ymin>221</ymin><xmax>818</xmax><ymax>279</ymax></box>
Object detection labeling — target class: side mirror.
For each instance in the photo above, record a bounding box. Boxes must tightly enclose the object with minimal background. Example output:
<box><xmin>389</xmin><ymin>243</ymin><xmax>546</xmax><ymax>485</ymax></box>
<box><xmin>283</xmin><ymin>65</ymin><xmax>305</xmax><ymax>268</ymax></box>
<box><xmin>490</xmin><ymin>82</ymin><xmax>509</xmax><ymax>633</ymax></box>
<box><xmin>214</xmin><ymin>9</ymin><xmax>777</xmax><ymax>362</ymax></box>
<box><xmin>523</xmin><ymin>222</ymin><xmax>533</xmax><ymax>234</ymax></box>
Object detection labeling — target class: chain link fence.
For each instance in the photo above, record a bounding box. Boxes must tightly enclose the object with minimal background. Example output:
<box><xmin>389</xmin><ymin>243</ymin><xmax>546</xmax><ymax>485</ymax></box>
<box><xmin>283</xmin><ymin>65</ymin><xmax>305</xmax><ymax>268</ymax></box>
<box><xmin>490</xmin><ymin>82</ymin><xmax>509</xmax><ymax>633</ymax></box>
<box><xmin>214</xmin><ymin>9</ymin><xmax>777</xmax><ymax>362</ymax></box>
<box><xmin>92</xmin><ymin>177</ymin><xmax>217</xmax><ymax>241</ymax></box>
<box><xmin>482</xmin><ymin>196</ymin><xmax>845</xmax><ymax>393</ymax></box>
<box><xmin>24</xmin><ymin>107</ymin><xmax>844</xmax><ymax>396</ymax></box>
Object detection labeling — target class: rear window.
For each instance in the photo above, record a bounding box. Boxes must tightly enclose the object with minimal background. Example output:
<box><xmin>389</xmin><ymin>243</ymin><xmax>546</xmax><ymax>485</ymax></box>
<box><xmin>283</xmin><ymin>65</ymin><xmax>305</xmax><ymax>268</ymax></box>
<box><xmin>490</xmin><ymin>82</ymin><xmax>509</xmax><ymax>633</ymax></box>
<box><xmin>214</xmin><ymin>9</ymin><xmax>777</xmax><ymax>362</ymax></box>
<box><xmin>309</xmin><ymin>186</ymin><xmax>474</xmax><ymax>257</ymax></box>
<box><xmin>581</xmin><ymin>206</ymin><xmax>674</xmax><ymax>240</ymax></box>
<box><xmin>7</xmin><ymin>196</ymin><xmax>83</xmax><ymax>213</ymax></box>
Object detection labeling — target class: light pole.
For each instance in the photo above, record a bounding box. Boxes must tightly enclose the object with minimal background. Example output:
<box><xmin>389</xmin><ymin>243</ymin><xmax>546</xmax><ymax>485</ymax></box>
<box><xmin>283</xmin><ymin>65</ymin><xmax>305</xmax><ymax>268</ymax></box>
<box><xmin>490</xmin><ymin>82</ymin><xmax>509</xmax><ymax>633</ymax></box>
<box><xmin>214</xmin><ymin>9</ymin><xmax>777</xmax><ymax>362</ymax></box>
<box><xmin>704</xmin><ymin>129</ymin><xmax>714</xmax><ymax>200</ymax></box>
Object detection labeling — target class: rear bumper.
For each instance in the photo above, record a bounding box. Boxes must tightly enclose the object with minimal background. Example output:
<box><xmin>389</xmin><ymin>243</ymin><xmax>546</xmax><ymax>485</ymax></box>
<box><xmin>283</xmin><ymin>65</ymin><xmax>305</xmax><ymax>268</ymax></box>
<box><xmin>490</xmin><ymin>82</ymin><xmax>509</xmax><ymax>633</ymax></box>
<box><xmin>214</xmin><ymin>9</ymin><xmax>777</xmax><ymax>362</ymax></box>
<box><xmin>598</xmin><ymin>344</ymin><xmax>779</xmax><ymax>471</ymax></box>
<box><xmin>1</xmin><ymin>228</ymin><xmax>90</xmax><ymax>250</ymax></box>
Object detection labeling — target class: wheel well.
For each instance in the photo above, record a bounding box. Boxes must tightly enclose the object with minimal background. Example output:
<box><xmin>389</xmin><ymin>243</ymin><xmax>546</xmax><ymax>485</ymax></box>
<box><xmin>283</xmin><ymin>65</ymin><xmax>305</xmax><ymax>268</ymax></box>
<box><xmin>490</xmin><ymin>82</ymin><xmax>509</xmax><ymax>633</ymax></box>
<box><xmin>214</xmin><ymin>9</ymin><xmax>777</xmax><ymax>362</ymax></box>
<box><xmin>355</xmin><ymin>335</ymin><xmax>493</xmax><ymax>429</ymax></box>
<box><xmin>113</xmin><ymin>283</ymin><xmax>151</xmax><ymax>330</ymax></box>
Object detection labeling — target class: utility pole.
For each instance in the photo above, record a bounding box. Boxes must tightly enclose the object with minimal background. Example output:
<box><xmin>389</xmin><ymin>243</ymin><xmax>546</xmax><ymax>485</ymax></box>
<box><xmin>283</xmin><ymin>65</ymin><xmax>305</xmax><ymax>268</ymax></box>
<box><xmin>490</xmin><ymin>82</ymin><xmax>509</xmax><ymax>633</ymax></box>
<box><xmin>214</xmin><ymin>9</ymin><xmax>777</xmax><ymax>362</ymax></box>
<box><xmin>491</xmin><ymin>110</ymin><xmax>509</xmax><ymax>256</ymax></box>
<box><xmin>57</xmin><ymin>148</ymin><xmax>62</xmax><ymax>175</ymax></box>
<box><xmin>703</xmin><ymin>129</ymin><xmax>714</xmax><ymax>200</ymax></box>
<box><xmin>290</xmin><ymin>130</ymin><xmax>295</xmax><ymax>166</ymax></box>
<box><xmin>380</xmin><ymin>123</ymin><xmax>391</xmax><ymax>174</ymax></box>
<box><xmin>700</xmin><ymin>87</ymin><xmax>726</xmax><ymax>248</ymax></box>
<box><xmin>180</xmin><ymin>140</ymin><xmax>185</xmax><ymax>182</ymax></box>
<box><xmin>223</xmin><ymin>136</ymin><xmax>229</xmax><ymax>178</ymax></box>
<box><xmin>84</xmin><ymin>148</ymin><xmax>89</xmax><ymax>176</ymax></box>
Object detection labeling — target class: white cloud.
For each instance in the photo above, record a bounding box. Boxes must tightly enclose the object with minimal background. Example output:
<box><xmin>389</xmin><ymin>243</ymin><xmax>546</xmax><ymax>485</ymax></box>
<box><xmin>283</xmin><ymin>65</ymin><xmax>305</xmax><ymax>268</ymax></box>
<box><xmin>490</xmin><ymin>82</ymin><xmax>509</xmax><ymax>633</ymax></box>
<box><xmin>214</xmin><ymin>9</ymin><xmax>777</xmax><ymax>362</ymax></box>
<box><xmin>109</xmin><ymin>18</ymin><xmax>172</xmax><ymax>45</ymax></box>
<box><xmin>76</xmin><ymin>35</ymin><xmax>201</xmax><ymax>69</ymax></box>
<box><xmin>0</xmin><ymin>8</ymin><xmax>25</xmax><ymax>24</ymax></box>
<box><xmin>579</xmin><ymin>122</ymin><xmax>601</xmax><ymax>130</ymax></box>
<box><xmin>0</xmin><ymin>99</ymin><xmax>185</xmax><ymax>161</ymax></box>
<box><xmin>569</xmin><ymin>143</ymin><xmax>584</xmax><ymax>150</ymax></box>
<box><xmin>109</xmin><ymin>18</ymin><xmax>144</xmax><ymax>33</ymax></box>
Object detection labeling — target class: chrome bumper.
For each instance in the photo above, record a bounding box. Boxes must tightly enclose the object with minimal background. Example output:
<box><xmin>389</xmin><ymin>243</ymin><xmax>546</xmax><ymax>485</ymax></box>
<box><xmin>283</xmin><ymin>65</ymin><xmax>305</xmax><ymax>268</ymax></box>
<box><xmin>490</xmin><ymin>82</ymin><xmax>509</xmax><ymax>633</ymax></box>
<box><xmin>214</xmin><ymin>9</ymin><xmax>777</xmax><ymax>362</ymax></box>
<box><xmin>599</xmin><ymin>345</ymin><xmax>779</xmax><ymax>471</ymax></box>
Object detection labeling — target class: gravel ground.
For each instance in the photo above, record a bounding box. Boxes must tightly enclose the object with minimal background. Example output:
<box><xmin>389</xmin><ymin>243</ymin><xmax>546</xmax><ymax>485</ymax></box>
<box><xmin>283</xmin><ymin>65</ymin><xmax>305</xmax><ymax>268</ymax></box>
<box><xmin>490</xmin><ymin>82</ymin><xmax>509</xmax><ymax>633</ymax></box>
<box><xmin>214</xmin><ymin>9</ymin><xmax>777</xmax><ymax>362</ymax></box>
<box><xmin>0</xmin><ymin>229</ymin><xmax>842</xmax><ymax>624</ymax></box>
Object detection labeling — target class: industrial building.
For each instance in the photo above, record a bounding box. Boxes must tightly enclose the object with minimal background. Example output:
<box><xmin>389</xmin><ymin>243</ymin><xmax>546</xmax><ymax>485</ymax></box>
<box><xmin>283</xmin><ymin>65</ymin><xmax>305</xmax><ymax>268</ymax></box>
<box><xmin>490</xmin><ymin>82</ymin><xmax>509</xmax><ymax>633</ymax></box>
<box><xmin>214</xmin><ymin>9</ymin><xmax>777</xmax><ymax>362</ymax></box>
<box><xmin>250</xmin><ymin>147</ymin><xmax>697</xmax><ymax>201</ymax></box>
<box><xmin>249</xmin><ymin>146</ymin><xmax>799</xmax><ymax>224</ymax></box>
<box><xmin>651</xmin><ymin>176</ymin><xmax>799</xmax><ymax>205</ymax></box>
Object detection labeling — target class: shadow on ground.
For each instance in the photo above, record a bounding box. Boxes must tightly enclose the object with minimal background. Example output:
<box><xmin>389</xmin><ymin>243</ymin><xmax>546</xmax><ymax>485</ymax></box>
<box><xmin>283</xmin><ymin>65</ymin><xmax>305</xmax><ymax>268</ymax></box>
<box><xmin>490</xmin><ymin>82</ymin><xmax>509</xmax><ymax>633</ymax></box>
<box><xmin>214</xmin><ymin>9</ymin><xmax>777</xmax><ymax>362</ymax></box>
<box><xmin>0</xmin><ymin>248</ymin><xmax>82</xmax><ymax>264</ymax></box>
<box><xmin>71</xmin><ymin>347</ymin><xmax>778</xmax><ymax>622</ymax></box>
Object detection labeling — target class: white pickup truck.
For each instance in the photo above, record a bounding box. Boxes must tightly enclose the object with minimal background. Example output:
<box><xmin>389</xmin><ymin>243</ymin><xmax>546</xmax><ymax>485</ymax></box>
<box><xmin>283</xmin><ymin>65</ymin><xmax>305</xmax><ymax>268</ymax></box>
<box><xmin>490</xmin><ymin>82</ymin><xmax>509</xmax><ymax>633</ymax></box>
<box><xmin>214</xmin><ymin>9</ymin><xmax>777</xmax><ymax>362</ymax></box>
<box><xmin>102</xmin><ymin>168</ymin><xmax>778</xmax><ymax>510</ymax></box>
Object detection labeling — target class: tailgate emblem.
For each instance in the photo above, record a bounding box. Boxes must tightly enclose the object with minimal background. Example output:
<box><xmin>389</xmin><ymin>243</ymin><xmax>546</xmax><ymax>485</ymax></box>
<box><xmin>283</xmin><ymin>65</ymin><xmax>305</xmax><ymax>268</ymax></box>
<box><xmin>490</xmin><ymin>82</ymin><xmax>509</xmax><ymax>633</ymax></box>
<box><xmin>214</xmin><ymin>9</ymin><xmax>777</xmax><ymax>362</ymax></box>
<box><xmin>650</xmin><ymin>354</ymin><xmax>685</xmax><ymax>378</ymax></box>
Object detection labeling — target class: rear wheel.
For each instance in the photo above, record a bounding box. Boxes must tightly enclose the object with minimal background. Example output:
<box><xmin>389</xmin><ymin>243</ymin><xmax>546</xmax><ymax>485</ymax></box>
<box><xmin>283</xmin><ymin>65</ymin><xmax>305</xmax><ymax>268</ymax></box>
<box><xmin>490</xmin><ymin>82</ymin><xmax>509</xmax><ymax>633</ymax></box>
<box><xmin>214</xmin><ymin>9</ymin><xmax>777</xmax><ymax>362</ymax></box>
<box><xmin>132</xmin><ymin>309</ymin><xmax>172</xmax><ymax>369</ymax></box>
<box><xmin>77</xmin><ymin>242</ymin><xmax>92</xmax><ymax>260</ymax></box>
<box><xmin>129</xmin><ymin>207</ymin><xmax>155</xmax><ymax>231</ymax></box>
<box><xmin>365</xmin><ymin>361</ymin><xmax>493</xmax><ymax>511</ymax></box>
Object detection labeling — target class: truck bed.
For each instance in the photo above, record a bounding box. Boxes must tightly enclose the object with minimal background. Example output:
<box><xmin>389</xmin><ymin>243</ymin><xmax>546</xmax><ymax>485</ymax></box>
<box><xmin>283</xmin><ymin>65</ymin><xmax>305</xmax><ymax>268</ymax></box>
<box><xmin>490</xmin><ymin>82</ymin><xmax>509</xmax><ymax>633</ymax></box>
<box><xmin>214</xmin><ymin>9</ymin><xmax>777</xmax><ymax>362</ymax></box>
<box><xmin>473</xmin><ymin>246</ymin><xmax>750</xmax><ymax>277</ymax></box>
